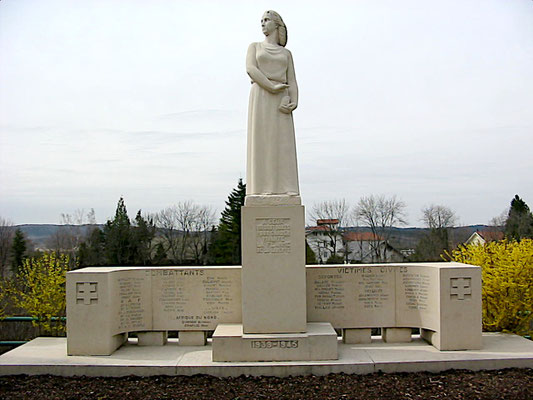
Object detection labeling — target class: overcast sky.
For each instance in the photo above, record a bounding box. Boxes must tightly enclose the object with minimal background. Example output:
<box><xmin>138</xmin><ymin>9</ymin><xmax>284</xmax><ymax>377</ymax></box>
<box><xmin>1</xmin><ymin>0</ymin><xmax>532</xmax><ymax>227</ymax></box>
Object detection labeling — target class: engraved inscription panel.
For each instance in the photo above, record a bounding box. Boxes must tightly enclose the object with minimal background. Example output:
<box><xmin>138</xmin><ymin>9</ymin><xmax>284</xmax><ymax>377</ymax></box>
<box><xmin>307</xmin><ymin>266</ymin><xmax>396</xmax><ymax>327</ymax></box>
<box><xmin>396</xmin><ymin>266</ymin><xmax>439</xmax><ymax>329</ymax></box>
<box><xmin>152</xmin><ymin>268</ymin><xmax>241</xmax><ymax>330</ymax></box>
<box><xmin>255</xmin><ymin>218</ymin><xmax>291</xmax><ymax>254</ymax></box>
<box><xmin>312</xmin><ymin>272</ymin><xmax>345</xmax><ymax>311</ymax></box>
<box><xmin>401</xmin><ymin>269</ymin><xmax>431</xmax><ymax>310</ymax></box>
<box><xmin>353</xmin><ymin>266</ymin><xmax>393</xmax><ymax>310</ymax></box>
<box><xmin>117</xmin><ymin>276</ymin><xmax>147</xmax><ymax>331</ymax></box>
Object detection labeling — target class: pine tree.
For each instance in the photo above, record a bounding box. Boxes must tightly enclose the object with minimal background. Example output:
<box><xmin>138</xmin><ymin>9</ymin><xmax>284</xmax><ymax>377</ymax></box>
<box><xmin>505</xmin><ymin>195</ymin><xmax>533</xmax><ymax>241</ymax></box>
<box><xmin>78</xmin><ymin>228</ymin><xmax>105</xmax><ymax>267</ymax></box>
<box><xmin>306</xmin><ymin>240</ymin><xmax>318</xmax><ymax>264</ymax></box>
<box><xmin>132</xmin><ymin>210</ymin><xmax>156</xmax><ymax>266</ymax></box>
<box><xmin>104</xmin><ymin>197</ymin><xmax>134</xmax><ymax>265</ymax></box>
<box><xmin>207</xmin><ymin>179</ymin><xmax>246</xmax><ymax>265</ymax></box>
<box><xmin>78</xmin><ymin>198</ymin><xmax>156</xmax><ymax>266</ymax></box>
<box><xmin>153</xmin><ymin>242</ymin><xmax>169</xmax><ymax>265</ymax></box>
<box><xmin>10</xmin><ymin>228</ymin><xmax>27</xmax><ymax>274</ymax></box>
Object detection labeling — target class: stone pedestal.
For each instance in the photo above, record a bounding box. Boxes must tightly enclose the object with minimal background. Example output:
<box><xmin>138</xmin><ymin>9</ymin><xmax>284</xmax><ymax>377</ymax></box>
<box><xmin>343</xmin><ymin>328</ymin><xmax>372</xmax><ymax>344</ymax></box>
<box><xmin>240</xmin><ymin>203</ymin><xmax>307</xmax><ymax>333</ymax></box>
<box><xmin>383</xmin><ymin>328</ymin><xmax>412</xmax><ymax>343</ymax></box>
<box><xmin>137</xmin><ymin>331</ymin><xmax>168</xmax><ymax>346</ymax></box>
<box><xmin>212</xmin><ymin>323</ymin><xmax>338</xmax><ymax>362</ymax></box>
<box><xmin>211</xmin><ymin>197</ymin><xmax>338</xmax><ymax>362</ymax></box>
<box><xmin>179</xmin><ymin>331</ymin><xmax>207</xmax><ymax>346</ymax></box>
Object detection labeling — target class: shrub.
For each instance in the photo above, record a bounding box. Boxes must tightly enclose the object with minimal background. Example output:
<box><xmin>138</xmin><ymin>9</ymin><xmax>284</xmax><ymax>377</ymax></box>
<box><xmin>6</xmin><ymin>252</ymin><xmax>69</xmax><ymax>334</ymax></box>
<box><xmin>448</xmin><ymin>239</ymin><xmax>533</xmax><ymax>335</ymax></box>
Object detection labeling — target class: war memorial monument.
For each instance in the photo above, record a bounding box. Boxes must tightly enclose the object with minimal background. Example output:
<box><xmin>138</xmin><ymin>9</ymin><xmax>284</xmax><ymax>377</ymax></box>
<box><xmin>1</xmin><ymin>10</ymin><xmax>532</xmax><ymax>377</ymax></box>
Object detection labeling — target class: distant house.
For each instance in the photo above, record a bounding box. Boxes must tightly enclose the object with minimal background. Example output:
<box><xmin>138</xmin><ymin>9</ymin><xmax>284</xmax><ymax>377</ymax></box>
<box><xmin>465</xmin><ymin>229</ymin><xmax>504</xmax><ymax>246</ymax></box>
<box><xmin>316</xmin><ymin>219</ymin><xmax>340</xmax><ymax>226</ymax></box>
<box><xmin>342</xmin><ymin>231</ymin><xmax>383</xmax><ymax>263</ymax></box>
<box><xmin>343</xmin><ymin>231</ymin><xmax>407</xmax><ymax>263</ymax></box>
<box><xmin>306</xmin><ymin>220</ymin><xmax>407</xmax><ymax>263</ymax></box>
<box><xmin>306</xmin><ymin>219</ymin><xmax>343</xmax><ymax>263</ymax></box>
<box><xmin>400</xmin><ymin>248</ymin><xmax>416</xmax><ymax>258</ymax></box>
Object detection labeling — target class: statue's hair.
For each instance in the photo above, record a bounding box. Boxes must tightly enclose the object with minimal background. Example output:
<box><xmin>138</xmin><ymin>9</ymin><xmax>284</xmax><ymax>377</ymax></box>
<box><xmin>265</xmin><ymin>10</ymin><xmax>287</xmax><ymax>47</ymax></box>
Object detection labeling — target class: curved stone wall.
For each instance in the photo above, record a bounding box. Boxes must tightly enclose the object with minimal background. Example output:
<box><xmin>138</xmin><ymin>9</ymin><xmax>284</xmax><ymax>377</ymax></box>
<box><xmin>66</xmin><ymin>262</ymin><xmax>481</xmax><ymax>355</ymax></box>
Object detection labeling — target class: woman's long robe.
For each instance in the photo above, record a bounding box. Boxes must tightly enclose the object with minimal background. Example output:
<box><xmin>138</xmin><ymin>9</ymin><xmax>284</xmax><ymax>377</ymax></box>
<box><xmin>246</xmin><ymin>42</ymin><xmax>299</xmax><ymax>196</ymax></box>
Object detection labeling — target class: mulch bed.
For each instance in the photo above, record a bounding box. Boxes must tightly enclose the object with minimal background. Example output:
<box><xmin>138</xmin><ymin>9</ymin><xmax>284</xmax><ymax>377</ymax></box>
<box><xmin>0</xmin><ymin>369</ymin><xmax>532</xmax><ymax>399</ymax></box>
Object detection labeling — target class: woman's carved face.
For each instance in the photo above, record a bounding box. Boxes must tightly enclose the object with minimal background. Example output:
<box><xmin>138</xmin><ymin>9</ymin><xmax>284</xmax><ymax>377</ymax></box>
<box><xmin>261</xmin><ymin>13</ymin><xmax>277</xmax><ymax>36</ymax></box>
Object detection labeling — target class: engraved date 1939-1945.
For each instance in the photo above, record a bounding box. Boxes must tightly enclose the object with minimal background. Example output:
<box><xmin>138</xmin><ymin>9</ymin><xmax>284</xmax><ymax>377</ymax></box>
<box><xmin>251</xmin><ymin>340</ymin><xmax>299</xmax><ymax>349</ymax></box>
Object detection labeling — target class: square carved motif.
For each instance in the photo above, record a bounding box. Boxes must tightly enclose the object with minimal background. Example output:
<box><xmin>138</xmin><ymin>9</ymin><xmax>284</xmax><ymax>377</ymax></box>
<box><xmin>450</xmin><ymin>277</ymin><xmax>472</xmax><ymax>300</ymax></box>
<box><xmin>76</xmin><ymin>282</ymin><xmax>98</xmax><ymax>305</ymax></box>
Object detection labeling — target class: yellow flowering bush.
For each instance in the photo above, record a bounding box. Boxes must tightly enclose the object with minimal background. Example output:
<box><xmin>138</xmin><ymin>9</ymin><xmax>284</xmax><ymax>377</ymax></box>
<box><xmin>448</xmin><ymin>239</ymin><xmax>533</xmax><ymax>335</ymax></box>
<box><xmin>8</xmin><ymin>252</ymin><xmax>69</xmax><ymax>334</ymax></box>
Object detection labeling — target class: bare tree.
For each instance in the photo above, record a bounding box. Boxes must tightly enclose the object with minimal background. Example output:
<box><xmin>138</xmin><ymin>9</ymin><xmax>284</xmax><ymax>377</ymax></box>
<box><xmin>354</xmin><ymin>195</ymin><xmax>407</xmax><ymax>262</ymax></box>
<box><xmin>310</xmin><ymin>199</ymin><xmax>351</xmax><ymax>228</ymax></box>
<box><xmin>0</xmin><ymin>217</ymin><xmax>15</xmax><ymax>278</ymax></box>
<box><xmin>46</xmin><ymin>209</ymin><xmax>98</xmax><ymax>267</ymax></box>
<box><xmin>188</xmin><ymin>206</ymin><xmax>216</xmax><ymax>265</ymax></box>
<box><xmin>308</xmin><ymin>199</ymin><xmax>351</xmax><ymax>261</ymax></box>
<box><xmin>489</xmin><ymin>209</ymin><xmax>508</xmax><ymax>230</ymax></box>
<box><xmin>154</xmin><ymin>202</ymin><xmax>216</xmax><ymax>265</ymax></box>
<box><xmin>414</xmin><ymin>204</ymin><xmax>458</xmax><ymax>261</ymax></box>
<box><xmin>154</xmin><ymin>206</ymin><xmax>181</xmax><ymax>264</ymax></box>
<box><xmin>421</xmin><ymin>204</ymin><xmax>458</xmax><ymax>229</ymax></box>
<box><xmin>174</xmin><ymin>201</ymin><xmax>197</xmax><ymax>263</ymax></box>
<box><xmin>46</xmin><ymin>228</ymin><xmax>72</xmax><ymax>254</ymax></box>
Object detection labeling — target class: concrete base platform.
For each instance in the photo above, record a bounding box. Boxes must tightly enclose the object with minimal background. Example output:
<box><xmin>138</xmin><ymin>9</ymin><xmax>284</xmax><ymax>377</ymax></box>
<box><xmin>212</xmin><ymin>323</ymin><xmax>338</xmax><ymax>361</ymax></box>
<box><xmin>0</xmin><ymin>333</ymin><xmax>532</xmax><ymax>377</ymax></box>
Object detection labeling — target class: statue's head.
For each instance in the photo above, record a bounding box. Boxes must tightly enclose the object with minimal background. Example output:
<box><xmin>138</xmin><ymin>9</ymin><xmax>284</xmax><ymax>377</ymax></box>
<box><xmin>262</xmin><ymin>10</ymin><xmax>287</xmax><ymax>47</ymax></box>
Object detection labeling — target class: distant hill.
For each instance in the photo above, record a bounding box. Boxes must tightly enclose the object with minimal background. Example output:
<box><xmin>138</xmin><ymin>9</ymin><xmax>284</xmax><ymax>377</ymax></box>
<box><xmin>15</xmin><ymin>223</ymin><xmax>493</xmax><ymax>251</ymax></box>
<box><xmin>16</xmin><ymin>224</ymin><xmax>103</xmax><ymax>249</ymax></box>
<box><xmin>384</xmin><ymin>225</ymin><xmax>489</xmax><ymax>249</ymax></box>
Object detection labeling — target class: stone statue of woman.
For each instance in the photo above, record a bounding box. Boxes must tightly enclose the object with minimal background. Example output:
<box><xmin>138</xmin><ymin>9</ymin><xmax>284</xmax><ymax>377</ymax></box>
<box><xmin>246</xmin><ymin>10</ymin><xmax>300</xmax><ymax>200</ymax></box>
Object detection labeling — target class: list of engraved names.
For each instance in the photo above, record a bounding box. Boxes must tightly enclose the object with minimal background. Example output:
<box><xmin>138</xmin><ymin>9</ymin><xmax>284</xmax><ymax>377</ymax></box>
<box><xmin>312</xmin><ymin>267</ymin><xmax>393</xmax><ymax>312</ymax></box>
<box><xmin>153</xmin><ymin>269</ymin><xmax>237</xmax><ymax>329</ymax></box>
<box><xmin>312</xmin><ymin>272</ymin><xmax>345</xmax><ymax>310</ymax></box>
<box><xmin>118</xmin><ymin>276</ymin><xmax>146</xmax><ymax>331</ymax></box>
<box><xmin>352</xmin><ymin>267</ymin><xmax>392</xmax><ymax>310</ymax></box>
<box><xmin>256</xmin><ymin>218</ymin><xmax>291</xmax><ymax>254</ymax></box>
<box><xmin>401</xmin><ymin>269</ymin><xmax>431</xmax><ymax>310</ymax></box>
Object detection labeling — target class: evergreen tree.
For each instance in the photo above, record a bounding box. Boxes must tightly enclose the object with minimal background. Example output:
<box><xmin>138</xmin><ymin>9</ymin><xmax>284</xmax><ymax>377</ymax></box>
<box><xmin>207</xmin><ymin>179</ymin><xmax>246</xmax><ymax>265</ymax></box>
<box><xmin>104</xmin><ymin>197</ymin><xmax>134</xmax><ymax>265</ymax></box>
<box><xmin>78</xmin><ymin>198</ymin><xmax>157</xmax><ymax>266</ymax></box>
<box><xmin>505</xmin><ymin>195</ymin><xmax>533</xmax><ymax>241</ymax></box>
<box><xmin>78</xmin><ymin>228</ymin><xmax>105</xmax><ymax>267</ymax></box>
<box><xmin>306</xmin><ymin>240</ymin><xmax>318</xmax><ymax>264</ymax></box>
<box><xmin>153</xmin><ymin>242</ymin><xmax>169</xmax><ymax>265</ymax></box>
<box><xmin>206</xmin><ymin>225</ymin><xmax>219</xmax><ymax>263</ymax></box>
<box><xmin>10</xmin><ymin>228</ymin><xmax>27</xmax><ymax>274</ymax></box>
<box><xmin>132</xmin><ymin>210</ymin><xmax>156</xmax><ymax>266</ymax></box>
